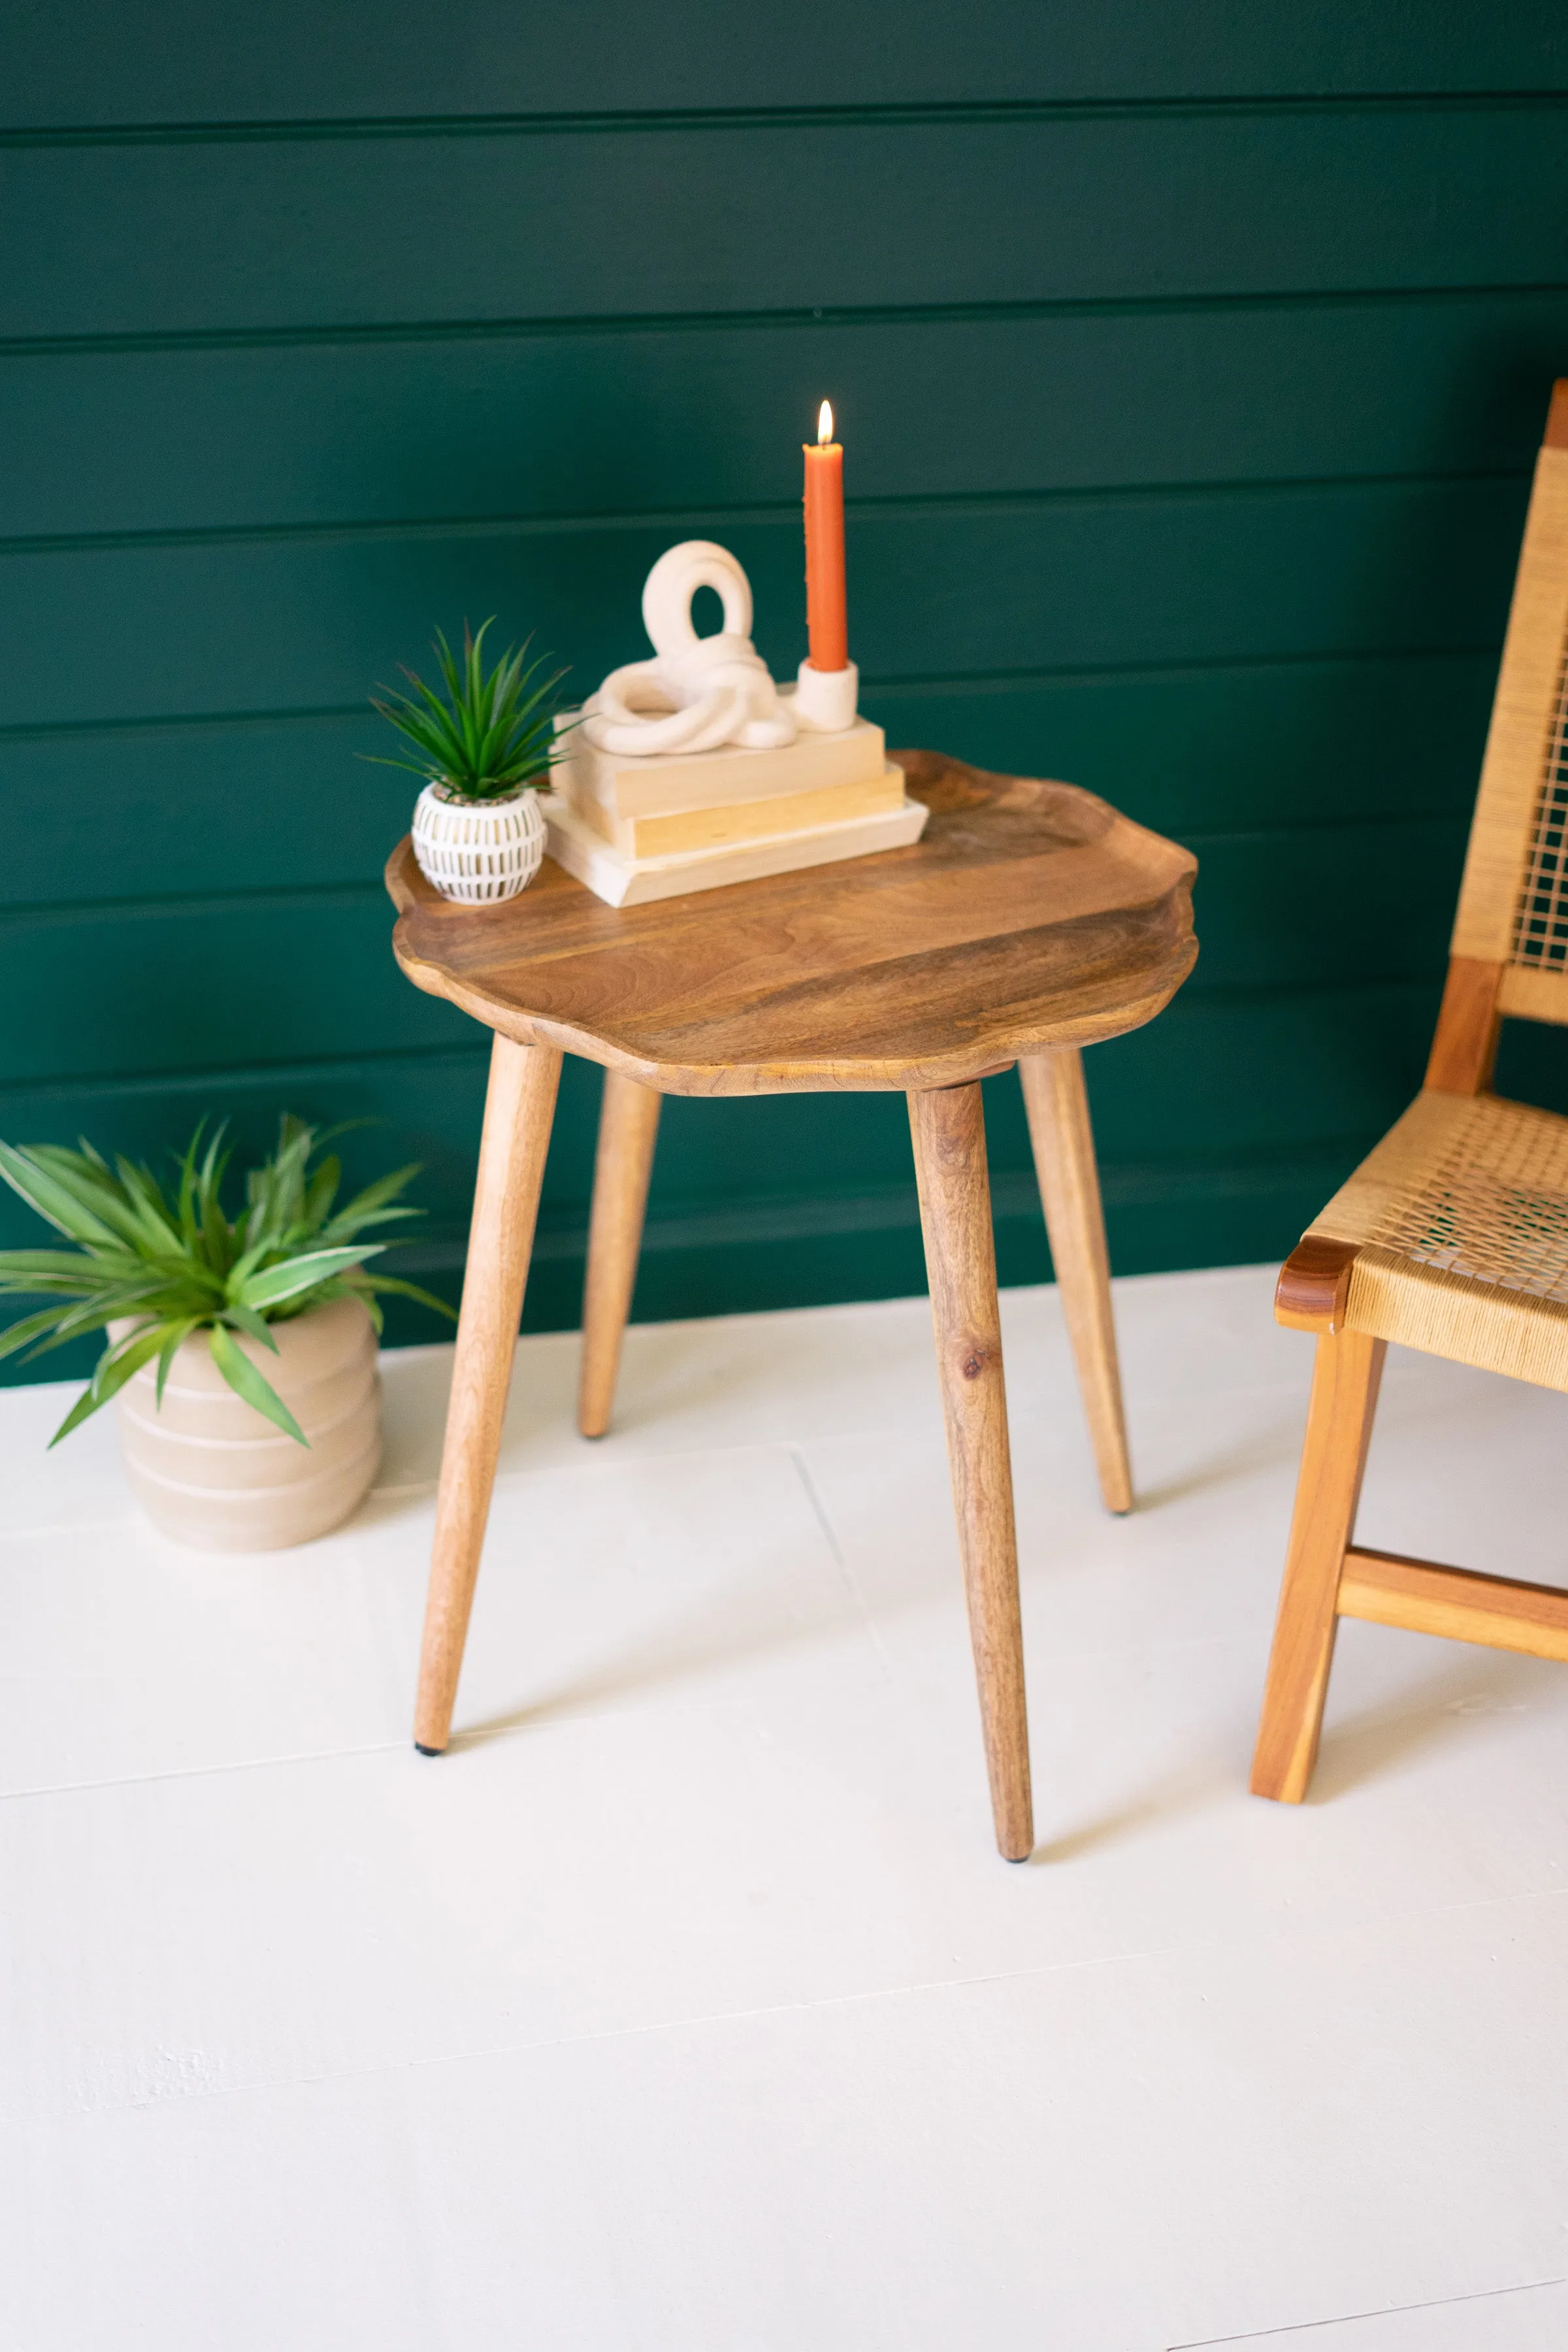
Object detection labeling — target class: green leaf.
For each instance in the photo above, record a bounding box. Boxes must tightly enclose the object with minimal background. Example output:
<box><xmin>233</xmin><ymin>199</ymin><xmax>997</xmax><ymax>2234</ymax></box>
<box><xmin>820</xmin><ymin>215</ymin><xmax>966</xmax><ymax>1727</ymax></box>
<box><xmin>302</xmin><ymin>1154</ymin><xmax>341</xmax><ymax>1229</ymax></box>
<box><xmin>0</xmin><ymin>1247</ymin><xmax>147</xmax><ymax>1295</ymax></box>
<box><xmin>208</xmin><ymin>1323</ymin><xmax>308</xmax><ymax>1446</ymax></box>
<box><xmin>113</xmin><ymin>1156</ymin><xmax>184</xmax><ymax>1254</ymax></box>
<box><xmin>48</xmin><ymin>1382</ymin><xmax>117</xmax><ymax>1446</ymax></box>
<box><xmin>320</xmin><ymin>1203</ymin><xmax>420</xmax><ymax>1245</ymax></box>
<box><xmin>20</xmin><ymin>1287</ymin><xmax>191</xmax><ymax>1362</ymax></box>
<box><xmin>234</xmin><ymin>1243</ymin><xmax>383</xmax><ymax>1311</ymax></box>
<box><xmin>0</xmin><ymin>1273</ymin><xmax>113</xmax><ymax>1301</ymax></box>
<box><xmin>46</xmin><ymin>1323</ymin><xmax>168</xmax><ymax>1448</ymax></box>
<box><xmin>0</xmin><ymin>1302</ymin><xmax>85</xmax><ymax>1362</ymax></box>
<box><xmin>320</xmin><ymin>1161</ymin><xmax>421</xmax><ymax>1239</ymax></box>
<box><xmin>302</xmin><ymin>1273</ymin><xmax>382</xmax><ymax>1332</ymax></box>
<box><xmin>28</xmin><ymin>1149</ymin><xmax>158</xmax><ymax>1250</ymax></box>
<box><xmin>155</xmin><ymin>1317</ymin><xmax>201</xmax><ymax>1407</ymax></box>
<box><xmin>221</xmin><ymin>1300</ymin><xmax>278</xmax><ymax>1351</ymax></box>
<box><xmin>0</xmin><ymin>1143</ymin><xmax>125</xmax><ymax>1246</ymax></box>
<box><xmin>357</xmin><ymin>1273</ymin><xmax>459</xmax><ymax>1321</ymax></box>
<box><xmin>193</xmin><ymin>1127</ymin><xmax>233</xmax><ymax>1272</ymax></box>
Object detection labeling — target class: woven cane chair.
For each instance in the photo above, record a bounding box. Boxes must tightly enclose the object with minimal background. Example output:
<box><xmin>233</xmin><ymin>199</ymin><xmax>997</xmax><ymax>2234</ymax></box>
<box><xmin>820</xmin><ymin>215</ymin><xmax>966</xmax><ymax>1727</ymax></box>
<box><xmin>1253</xmin><ymin>378</ymin><xmax>1568</xmax><ymax>1804</ymax></box>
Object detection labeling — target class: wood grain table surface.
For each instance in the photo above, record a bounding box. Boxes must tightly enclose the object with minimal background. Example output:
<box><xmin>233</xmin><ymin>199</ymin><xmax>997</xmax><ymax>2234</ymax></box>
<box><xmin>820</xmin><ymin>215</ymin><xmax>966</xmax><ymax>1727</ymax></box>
<box><xmin>385</xmin><ymin>749</ymin><xmax>1198</xmax><ymax>1096</ymax></box>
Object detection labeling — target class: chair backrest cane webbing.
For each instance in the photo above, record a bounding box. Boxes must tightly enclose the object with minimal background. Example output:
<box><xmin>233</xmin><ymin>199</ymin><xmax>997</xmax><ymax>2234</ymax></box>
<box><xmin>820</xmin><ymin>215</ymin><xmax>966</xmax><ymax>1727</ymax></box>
<box><xmin>1280</xmin><ymin>382</ymin><xmax>1568</xmax><ymax>1357</ymax></box>
<box><xmin>1428</xmin><ymin>380</ymin><xmax>1568</xmax><ymax>1095</ymax></box>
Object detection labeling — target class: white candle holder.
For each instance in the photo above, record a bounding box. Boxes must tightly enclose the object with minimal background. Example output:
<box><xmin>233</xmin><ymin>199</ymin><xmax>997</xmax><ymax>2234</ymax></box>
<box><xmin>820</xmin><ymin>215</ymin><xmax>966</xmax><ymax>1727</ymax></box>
<box><xmin>793</xmin><ymin>658</ymin><xmax>860</xmax><ymax>733</ymax></box>
<box><xmin>581</xmin><ymin>541</ymin><xmax>858</xmax><ymax>757</ymax></box>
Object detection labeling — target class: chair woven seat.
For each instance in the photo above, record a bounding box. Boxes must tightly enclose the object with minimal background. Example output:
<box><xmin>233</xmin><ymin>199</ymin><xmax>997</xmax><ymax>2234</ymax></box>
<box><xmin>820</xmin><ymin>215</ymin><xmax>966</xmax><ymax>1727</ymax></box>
<box><xmin>1312</xmin><ymin>1091</ymin><xmax>1568</xmax><ymax>1392</ymax></box>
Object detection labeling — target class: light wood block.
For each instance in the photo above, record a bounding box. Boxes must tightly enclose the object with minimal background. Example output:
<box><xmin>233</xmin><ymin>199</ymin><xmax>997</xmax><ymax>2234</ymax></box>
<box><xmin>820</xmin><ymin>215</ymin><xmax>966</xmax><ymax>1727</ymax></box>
<box><xmin>556</xmin><ymin>705</ymin><xmax>887</xmax><ymax>821</ymax></box>
<box><xmin>540</xmin><ymin>775</ymin><xmax>928</xmax><ymax>907</ymax></box>
<box><xmin>578</xmin><ymin>767</ymin><xmax>907</xmax><ymax>859</ymax></box>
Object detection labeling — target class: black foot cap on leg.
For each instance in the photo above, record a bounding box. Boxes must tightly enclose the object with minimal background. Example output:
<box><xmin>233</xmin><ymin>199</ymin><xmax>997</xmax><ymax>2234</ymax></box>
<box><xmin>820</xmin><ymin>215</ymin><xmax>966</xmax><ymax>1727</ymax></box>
<box><xmin>414</xmin><ymin>1742</ymin><xmax>445</xmax><ymax>1757</ymax></box>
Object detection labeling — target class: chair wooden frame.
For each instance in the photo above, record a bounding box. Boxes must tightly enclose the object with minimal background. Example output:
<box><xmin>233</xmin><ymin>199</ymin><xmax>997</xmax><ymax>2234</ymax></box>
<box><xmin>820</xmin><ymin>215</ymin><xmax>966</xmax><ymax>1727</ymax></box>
<box><xmin>1254</xmin><ymin>380</ymin><xmax>1568</xmax><ymax>1803</ymax></box>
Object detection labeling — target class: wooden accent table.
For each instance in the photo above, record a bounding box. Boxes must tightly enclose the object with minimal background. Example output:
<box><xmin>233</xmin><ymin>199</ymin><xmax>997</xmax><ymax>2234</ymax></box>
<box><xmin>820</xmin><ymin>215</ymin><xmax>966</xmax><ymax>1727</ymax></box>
<box><xmin>386</xmin><ymin>751</ymin><xmax>1197</xmax><ymax>1858</ymax></box>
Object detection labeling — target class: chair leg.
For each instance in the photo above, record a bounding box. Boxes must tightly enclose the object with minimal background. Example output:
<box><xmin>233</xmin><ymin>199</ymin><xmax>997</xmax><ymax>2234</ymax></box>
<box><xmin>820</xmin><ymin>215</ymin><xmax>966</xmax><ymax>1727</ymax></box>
<box><xmin>414</xmin><ymin>1035</ymin><xmax>563</xmax><ymax>1754</ymax></box>
<box><xmin>578</xmin><ymin>1070</ymin><xmax>662</xmax><ymax>1439</ymax></box>
<box><xmin>1251</xmin><ymin>1329</ymin><xmax>1386</xmax><ymax>1803</ymax></box>
<box><xmin>1019</xmin><ymin>1048</ymin><xmax>1132</xmax><ymax>1514</ymax></box>
<box><xmin>909</xmin><ymin>1082</ymin><xmax>1034</xmax><ymax>1861</ymax></box>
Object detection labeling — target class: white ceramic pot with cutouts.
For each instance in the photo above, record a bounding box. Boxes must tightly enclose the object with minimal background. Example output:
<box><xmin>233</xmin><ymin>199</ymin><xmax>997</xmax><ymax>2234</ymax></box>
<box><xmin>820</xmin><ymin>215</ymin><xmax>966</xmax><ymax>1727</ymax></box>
<box><xmin>110</xmin><ymin>1295</ymin><xmax>380</xmax><ymax>1551</ymax></box>
<box><xmin>411</xmin><ymin>781</ymin><xmax>547</xmax><ymax>904</ymax></box>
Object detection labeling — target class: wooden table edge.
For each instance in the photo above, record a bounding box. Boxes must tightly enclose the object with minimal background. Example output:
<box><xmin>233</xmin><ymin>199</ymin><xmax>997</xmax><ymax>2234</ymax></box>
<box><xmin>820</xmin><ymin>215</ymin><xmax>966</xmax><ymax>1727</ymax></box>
<box><xmin>384</xmin><ymin>806</ymin><xmax>1198</xmax><ymax>1095</ymax></box>
<box><xmin>391</xmin><ymin>932</ymin><xmax>1196</xmax><ymax>1097</ymax></box>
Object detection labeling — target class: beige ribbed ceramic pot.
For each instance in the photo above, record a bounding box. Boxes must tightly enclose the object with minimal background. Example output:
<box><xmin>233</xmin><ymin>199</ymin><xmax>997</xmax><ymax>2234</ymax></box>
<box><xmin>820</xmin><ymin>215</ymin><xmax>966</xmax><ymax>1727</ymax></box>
<box><xmin>110</xmin><ymin>1295</ymin><xmax>380</xmax><ymax>1551</ymax></box>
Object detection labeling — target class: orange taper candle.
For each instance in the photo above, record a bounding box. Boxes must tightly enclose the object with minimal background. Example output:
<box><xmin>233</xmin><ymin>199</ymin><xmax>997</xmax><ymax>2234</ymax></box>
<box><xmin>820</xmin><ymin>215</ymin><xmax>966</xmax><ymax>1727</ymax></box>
<box><xmin>803</xmin><ymin>399</ymin><xmax>848</xmax><ymax>672</ymax></box>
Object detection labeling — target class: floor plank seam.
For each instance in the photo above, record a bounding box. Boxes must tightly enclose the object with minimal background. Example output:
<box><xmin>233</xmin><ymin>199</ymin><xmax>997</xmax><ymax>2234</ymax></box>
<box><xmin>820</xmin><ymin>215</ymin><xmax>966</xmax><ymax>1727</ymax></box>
<box><xmin>24</xmin><ymin>1885</ymin><xmax>1568</xmax><ymax>2133</ymax></box>
<box><xmin>1168</xmin><ymin>2271</ymin><xmax>1568</xmax><ymax>2346</ymax></box>
<box><xmin>787</xmin><ymin>1443</ymin><xmax>893</xmax><ymax>1671</ymax></box>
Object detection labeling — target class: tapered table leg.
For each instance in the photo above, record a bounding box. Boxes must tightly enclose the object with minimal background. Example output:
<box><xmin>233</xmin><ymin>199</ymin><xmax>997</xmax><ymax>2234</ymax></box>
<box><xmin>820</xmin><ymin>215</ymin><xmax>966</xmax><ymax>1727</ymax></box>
<box><xmin>1019</xmin><ymin>1049</ymin><xmax>1132</xmax><ymax>1514</ymax></box>
<box><xmin>908</xmin><ymin>1081</ymin><xmax>1034</xmax><ymax>1861</ymax></box>
<box><xmin>578</xmin><ymin>1070</ymin><xmax>662</xmax><ymax>1439</ymax></box>
<box><xmin>414</xmin><ymin>1034</ymin><xmax>563</xmax><ymax>1754</ymax></box>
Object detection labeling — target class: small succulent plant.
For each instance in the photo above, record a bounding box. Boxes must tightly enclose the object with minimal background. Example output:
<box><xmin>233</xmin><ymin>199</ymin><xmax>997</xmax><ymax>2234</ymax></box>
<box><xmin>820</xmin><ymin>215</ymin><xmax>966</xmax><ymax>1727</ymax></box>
<box><xmin>367</xmin><ymin>618</ymin><xmax>572</xmax><ymax>802</ymax></box>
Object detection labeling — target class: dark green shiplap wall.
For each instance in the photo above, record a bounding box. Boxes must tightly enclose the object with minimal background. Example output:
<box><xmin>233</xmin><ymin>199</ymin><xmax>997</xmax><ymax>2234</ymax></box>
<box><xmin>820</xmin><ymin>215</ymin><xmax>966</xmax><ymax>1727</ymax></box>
<box><xmin>4</xmin><ymin>4</ymin><xmax>1568</xmax><ymax>1377</ymax></box>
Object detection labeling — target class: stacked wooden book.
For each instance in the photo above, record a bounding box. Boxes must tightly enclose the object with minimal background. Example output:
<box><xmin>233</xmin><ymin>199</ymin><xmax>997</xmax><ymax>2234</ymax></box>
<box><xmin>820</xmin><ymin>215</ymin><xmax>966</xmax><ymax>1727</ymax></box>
<box><xmin>540</xmin><ymin>699</ymin><xmax>927</xmax><ymax>907</ymax></box>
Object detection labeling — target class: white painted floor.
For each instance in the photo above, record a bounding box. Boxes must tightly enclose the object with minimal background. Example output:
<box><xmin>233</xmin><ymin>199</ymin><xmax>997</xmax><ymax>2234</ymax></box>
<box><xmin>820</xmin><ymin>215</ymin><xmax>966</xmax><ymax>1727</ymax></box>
<box><xmin>3</xmin><ymin>1262</ymin><xmax>1567</xmax><ymax>2349</ymax></box>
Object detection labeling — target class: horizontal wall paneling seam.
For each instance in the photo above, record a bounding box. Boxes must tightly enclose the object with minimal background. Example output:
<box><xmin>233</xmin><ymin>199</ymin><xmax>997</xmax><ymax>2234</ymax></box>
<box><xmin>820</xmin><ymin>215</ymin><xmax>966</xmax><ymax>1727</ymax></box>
<box><xmin>0</xmin><ymin>994</ymin><xmax>1434</xmax><ymax>1139</ymax></box>
<box><xmin>0</xmin><ymin>882</ymin><xmax>391</xmax><ymax>928</ymax></box>
<box><xmin>0</xmin><ymin>482</ymin><xmax>1529</xmax><ymax>727</ymax></box>
<box><xmin>414</xmin><ymin>1141</ymin><xmax>1405</xmax><ymax>1271</ymax></box>
<box><xmin>0</xmin><ymin>642</ymin><xmax>1514</xmax><ymax>746</ymax></box>
<box><xmin>5</xmin><ymin>1</ymin><xmax>1567</xmax><ymax>130</ymax></box>
<box><xmin>0</xmin><ymin>812</ymin><xmax>1467</xmax><ymax>928</ymax></box>
<box><xmin>8</xmin><ymin>90</ymin><xmax>1568</xmax><ymax>152</ymax></box>
<box><xmin>7</xmin><ymin>279</ymin><xmax>1568</xmax><ymax>363</ymax></box>
<box><xmin>0</xmin><ymin>1039</ymin><xmax>493</xmax><ymax>1111</ymax></box>
<box><xmin>0</xmin><ymin>654</ymin><xmax>1499</xmax><ymax>904</ymax></box>
<box><xmin>8</xmin><ymin>110</ymin><xmax>1565</xmax><ymax>340</ymax></box>
<box><xmin>0</xmin><ymin>470</ymin><xmax>1537</xmax><ymax>563</ymax></box>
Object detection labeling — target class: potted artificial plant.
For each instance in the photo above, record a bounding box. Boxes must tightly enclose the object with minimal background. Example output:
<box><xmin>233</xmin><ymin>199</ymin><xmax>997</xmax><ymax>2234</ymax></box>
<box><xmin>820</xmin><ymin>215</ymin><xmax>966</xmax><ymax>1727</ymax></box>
<box><xmin>370</xmin><ymin>619</ymin><xmax>571</xmax><ymax>904</ymax></box>
<box><xmin>0</xmin><ymin>1119</ymin><xmax>453</xmax><ymax>1551</ymax></box>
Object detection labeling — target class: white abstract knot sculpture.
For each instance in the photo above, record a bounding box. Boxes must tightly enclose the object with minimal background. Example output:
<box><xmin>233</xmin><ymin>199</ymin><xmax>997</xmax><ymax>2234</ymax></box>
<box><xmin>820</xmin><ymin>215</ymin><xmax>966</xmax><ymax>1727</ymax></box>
<box><xmin>581</xmin><ymin>540</ymin><xmax>857</xmax><ymax>756</ymax></box>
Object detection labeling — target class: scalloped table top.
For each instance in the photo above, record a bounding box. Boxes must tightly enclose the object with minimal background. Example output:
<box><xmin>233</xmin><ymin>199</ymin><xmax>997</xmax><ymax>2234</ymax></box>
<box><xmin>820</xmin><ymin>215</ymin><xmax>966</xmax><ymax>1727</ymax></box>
<box><xmin>385</xmin><ymin>749</ymin><xmax>1198</xmax><ymax>1096</ymax></box>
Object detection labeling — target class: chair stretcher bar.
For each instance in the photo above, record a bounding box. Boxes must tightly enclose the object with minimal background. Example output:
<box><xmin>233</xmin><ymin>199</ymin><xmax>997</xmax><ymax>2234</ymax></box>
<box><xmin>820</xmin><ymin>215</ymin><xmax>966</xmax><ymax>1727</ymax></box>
<box><xmin>1338</xmin><ymin>1548</ymin><xmax>1568</xmax><ymax>1664</ymax></box>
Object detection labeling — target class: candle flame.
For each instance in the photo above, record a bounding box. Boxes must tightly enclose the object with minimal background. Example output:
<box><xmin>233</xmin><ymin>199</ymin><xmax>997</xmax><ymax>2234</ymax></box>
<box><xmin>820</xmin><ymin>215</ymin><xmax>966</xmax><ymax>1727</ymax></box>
<box><xmin>817</xmin><ymin>400</ymin><xmax>834</xmax><ymax>446</ymax></box>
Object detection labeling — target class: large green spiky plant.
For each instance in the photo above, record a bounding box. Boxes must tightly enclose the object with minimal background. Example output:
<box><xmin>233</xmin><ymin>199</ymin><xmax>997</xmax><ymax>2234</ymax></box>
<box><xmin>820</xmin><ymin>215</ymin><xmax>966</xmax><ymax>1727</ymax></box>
<box><xmin>365</xmin><ymin>617</ymin><xmax>572</xmax><ymax>802</ymax></box>
<box><xmin>0</xmin><ymin>1118</ymin><xmax>455</xmax><ymax>1448</ymax></box>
